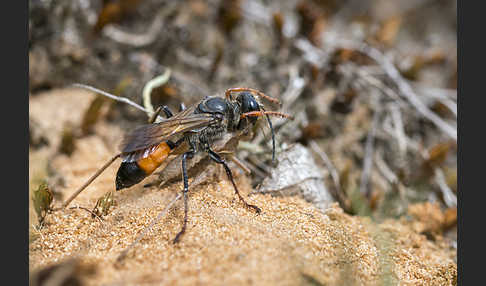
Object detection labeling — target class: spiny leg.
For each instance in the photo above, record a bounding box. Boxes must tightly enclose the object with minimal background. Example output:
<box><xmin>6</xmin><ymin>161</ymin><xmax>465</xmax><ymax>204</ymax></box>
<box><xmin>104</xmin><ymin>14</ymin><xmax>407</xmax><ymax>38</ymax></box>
<box><xmin>162</xmin><ymin>106</ymin><xmax>174</xmax><ymax>118</ymax></box>
<box><xmin>173</xmin><ymin>150</ymin><xmax>194</xmax><ymax>244</ymax></box>
<box><xmin>208</xmin><ymin>149</ymin><xmax>261</xmax><ymax>214</ymax></box>
<box><xmin>149</xmin><ymin>105</ymin><xmax>174</xmax><ymax>123</ymax></box>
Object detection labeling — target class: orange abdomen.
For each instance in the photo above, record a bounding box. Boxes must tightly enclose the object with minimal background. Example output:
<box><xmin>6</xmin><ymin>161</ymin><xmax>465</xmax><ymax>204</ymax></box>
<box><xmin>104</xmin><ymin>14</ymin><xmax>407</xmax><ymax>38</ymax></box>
<box><xmin>116</xmin><ymin>142</ymin><xmax>172</xmax><ymax>190</ymax></box>
<box><xmin>137</xmin><ymin>142</ymin><xmax>172</xmax><ymax>175</ymax></box>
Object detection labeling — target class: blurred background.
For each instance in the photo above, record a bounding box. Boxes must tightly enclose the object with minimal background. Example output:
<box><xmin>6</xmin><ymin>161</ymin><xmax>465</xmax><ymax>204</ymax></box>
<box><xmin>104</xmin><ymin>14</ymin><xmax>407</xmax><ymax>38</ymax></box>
<box><xmin>29</xmin><ymin>0</ymin><xmax>457</xmax><ymax>268</ymax></box>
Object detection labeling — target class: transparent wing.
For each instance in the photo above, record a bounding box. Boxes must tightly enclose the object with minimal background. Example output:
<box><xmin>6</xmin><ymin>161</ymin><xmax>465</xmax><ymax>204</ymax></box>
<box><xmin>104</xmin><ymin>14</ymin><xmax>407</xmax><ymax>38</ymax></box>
<box><xmin>119</xmin><ymin>106</ymin><xmax>213</xmax><ymax>153</ymax></box>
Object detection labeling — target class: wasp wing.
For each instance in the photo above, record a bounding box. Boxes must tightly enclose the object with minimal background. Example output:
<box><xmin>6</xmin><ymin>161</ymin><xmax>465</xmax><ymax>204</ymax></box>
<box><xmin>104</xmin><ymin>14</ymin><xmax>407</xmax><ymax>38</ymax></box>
<box><xmin>119</xmin><ymin>106</ymin><xmax>213</xmax><ymax>154</ymax></box>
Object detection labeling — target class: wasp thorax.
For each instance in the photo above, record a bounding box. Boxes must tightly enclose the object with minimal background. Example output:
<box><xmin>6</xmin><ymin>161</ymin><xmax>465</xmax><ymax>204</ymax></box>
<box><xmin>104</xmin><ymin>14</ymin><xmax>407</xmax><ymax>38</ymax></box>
<box><xmin>197</xmin><ymin>97</ymin><xmax>229</xmax><ymax>114</ymax></box>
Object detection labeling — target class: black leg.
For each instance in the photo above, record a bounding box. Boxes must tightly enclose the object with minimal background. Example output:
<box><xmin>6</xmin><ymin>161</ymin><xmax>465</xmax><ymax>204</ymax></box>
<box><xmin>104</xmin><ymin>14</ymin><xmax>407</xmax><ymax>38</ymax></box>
<box><xmin>149</xmin><ymin>105</ymin><xmax>174</xmax><ymax>123</ymax></box>
<box><xmin>173</xmin><ymin>151</ymin><xmax>194</xmax><ymax>244</ymax></box>
<box><xmin>162</xmin><ymin>105</ymin><xmax>174</xmax><ymax>118</ymax></box>
<box><xmin>179</xmin><ymin>103</ymin><xmax>186</xmax><ymax>112</ymax></box>
<box><xmin>208</xmin><ymin>150</ymin><xmax>261</xmax><ymax>214</ymax></box>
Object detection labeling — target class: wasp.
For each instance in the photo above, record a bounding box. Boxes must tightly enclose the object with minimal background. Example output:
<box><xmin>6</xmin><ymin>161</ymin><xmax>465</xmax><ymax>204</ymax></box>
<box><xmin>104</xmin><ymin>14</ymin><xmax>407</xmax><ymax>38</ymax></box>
<box><xmin>61</xmin><ymin>87</ymin><xmax>291</xmax><ymax>243</ymax></box>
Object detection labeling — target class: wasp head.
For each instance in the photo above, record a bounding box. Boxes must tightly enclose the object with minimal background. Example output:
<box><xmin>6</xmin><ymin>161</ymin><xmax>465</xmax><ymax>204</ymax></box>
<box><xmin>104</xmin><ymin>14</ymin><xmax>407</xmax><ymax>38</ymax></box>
<box><xmin>236</xmin><ymin>92</ymin><xmax>260</xmax><ymax>129</ymax></box>
<box><xmin>232</xmin><ymin>89</ymin><xmax>291</xmax><ymax>163</ymax></box>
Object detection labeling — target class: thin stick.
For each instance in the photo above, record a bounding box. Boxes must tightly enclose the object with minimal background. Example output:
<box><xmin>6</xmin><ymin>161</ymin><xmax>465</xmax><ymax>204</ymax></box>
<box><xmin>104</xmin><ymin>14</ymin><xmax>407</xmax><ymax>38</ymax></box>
<box><xmin>359</xmin><ymin>107</ymin><xmax>380</xmax><ymax>198</ymax></box>
<box><xmin>309</xmin><ymin>140</ymin><xmax>351</xmax><ymax>211</ymax></box>
<box><xmin>374</xmin><ymin>150</ymin><xmax>399</xmax><ymax>185</ymax></box>
<box><xmin>244</xmin><ymin>160</ymin><xmax>268</xmax><ymax>180</ymax></box>
<box><xmin>389</xmin><ymin>104</ymin><xmax>407</xmax><ymax>155</ymax></box>
<box><xmin>240</xmin><ymin>111</ymin><xmax>293</xmax><ymax>120</ymax></box>
<box><xmin>246</xmin><ymin>155</ymin><xmax>272</xmax><ymax>176</ymax></box>
<box><xmin>434</xmin><ymin>168</ymin><xmax>457</xmax><ymax>208</ymax></box>
<box><xmin>72</xmin><ymin>84</ymin><xmax>148</xmax><ymax>114</ymax></box>
<box><xmin>309</xmin><ymin>141</ymin><xmax>342</xmax><ymax>194</ymax></box>
<box><xmin>60</xmin><ymin>154</ymin><xmax>121</xmax><ymax>209</ymax></box>
<box><xmin>356</xmin><ymin>68</ymin><xmax>407</xmax><ymax>107</ymax></box>
<box><xmin>414</xmin><ymin>84</ymin><xmax>457</xmax><ymax>117</ymax></box>
<box><xmin>229</xmin><ymin>155</ymin><xmax>252</xmax><ymax>175</ymax></box>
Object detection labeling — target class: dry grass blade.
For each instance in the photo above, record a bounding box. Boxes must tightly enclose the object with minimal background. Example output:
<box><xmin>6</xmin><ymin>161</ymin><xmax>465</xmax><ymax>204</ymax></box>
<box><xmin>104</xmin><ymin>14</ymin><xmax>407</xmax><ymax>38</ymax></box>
<box><xmin>389</xmin><ymin>103</ymin><xmax>407</xmax><ymax>155</ymax></box>
<box><xmin>309</xmin><ymin>142</ymin><xmax>339</xmax><ymax>189</ymax></box>
<box><xmin>434</xmin><ymin>168</ymin><xmax>457</xmax><ymax>208</ymax></box>
<box><xmin>359</xmin><ymin>103</ymin><xmax>381</xmax><ymax>198</ymax></box>
<box><xmin>374</xmin><ymin>150</ymin><xmax>399</xmax><ymax>186</ymax></box>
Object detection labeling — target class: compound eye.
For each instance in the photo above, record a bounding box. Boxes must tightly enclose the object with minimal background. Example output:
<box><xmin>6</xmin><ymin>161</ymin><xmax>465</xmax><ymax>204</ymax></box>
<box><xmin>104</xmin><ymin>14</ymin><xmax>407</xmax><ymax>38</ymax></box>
<box><xmin>248</xmin><ymin>99</ymin><xmax>259</xmax><ymax>112</ymax></box>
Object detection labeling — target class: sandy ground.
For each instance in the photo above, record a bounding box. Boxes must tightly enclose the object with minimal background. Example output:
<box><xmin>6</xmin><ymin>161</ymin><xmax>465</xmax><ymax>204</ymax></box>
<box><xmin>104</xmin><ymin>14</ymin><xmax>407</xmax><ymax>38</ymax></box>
<box><xmin>29</xmin><ymin>89</ymin><xmax>456</xmax><ymax>286</ymax></box>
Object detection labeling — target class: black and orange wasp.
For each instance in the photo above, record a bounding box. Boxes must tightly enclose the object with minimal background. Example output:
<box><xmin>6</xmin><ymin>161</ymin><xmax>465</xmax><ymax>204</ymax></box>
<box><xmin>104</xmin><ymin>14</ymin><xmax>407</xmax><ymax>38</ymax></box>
<box><xmin>60</xmin><ymin>87</ymin><xmax>292</xmax><ymax>243</ymax></box>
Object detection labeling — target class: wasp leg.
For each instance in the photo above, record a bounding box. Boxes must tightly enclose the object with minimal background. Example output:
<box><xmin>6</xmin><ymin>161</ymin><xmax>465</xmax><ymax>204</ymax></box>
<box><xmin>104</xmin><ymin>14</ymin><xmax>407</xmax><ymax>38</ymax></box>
<box><xmin>224</xmin><ymin>87</ymin><xmax>280</xmax><ymax>105</ymax></box>
<box><xmin>179</xmin><ymin>103</ymin><xmax>186</xmax><ymax>112</ymax></box>
<box><xmin>208</xmin><ymin>149</ymin><xmax>261</xmax><ymax>214</ymax></box>
<box><xmin>161</xmin><ymin>106</ymin><xmax>174</xmax><ymax>118</ymax></box>
<box><xmin>173</xmin><ymin>150</ymin><xmax>195</xmax><ymax>244</ymax></box>
<box><xmin>148</xmin><ymin>105</ymin><xmax>174</xmax><ymax>124</ymax></box>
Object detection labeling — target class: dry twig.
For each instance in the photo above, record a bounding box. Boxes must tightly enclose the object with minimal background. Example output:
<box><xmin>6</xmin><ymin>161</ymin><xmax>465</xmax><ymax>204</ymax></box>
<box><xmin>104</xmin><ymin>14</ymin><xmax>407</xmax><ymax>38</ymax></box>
<box><xmin>309</xmin><ymin>141</ymin><xmax>341</xmax><ymax>193</ymax></box>
<box><xmin>72</xmin><ymin>83</ymin><xmax>162</xmax><ymax>120</ymax></box>
<box><xmin>434</xmin><ymin>168</ymin><xmax>457</xmax><ymax>208</ymax></box>
<box><xmin>309</xmin><ymin>140</ymin><xmax>349</xmax><ymax>209</ymax></box>
<box><xmin>359</xmin><ymin>101</ymin><xmax>381</xmax><ymax>198</ymax></box>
